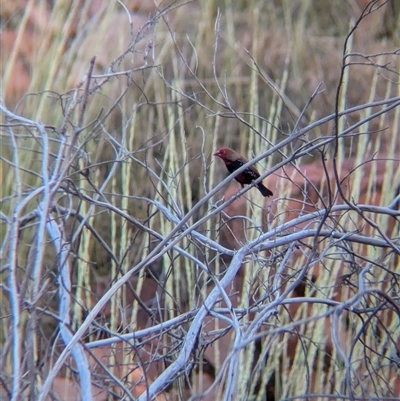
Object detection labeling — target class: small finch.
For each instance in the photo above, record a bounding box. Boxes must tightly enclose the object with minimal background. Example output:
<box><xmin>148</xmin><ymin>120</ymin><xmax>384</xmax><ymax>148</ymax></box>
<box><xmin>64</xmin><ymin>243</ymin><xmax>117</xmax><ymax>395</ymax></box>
<box><xmin>213</xmin><ymin>147</ymin><xmax>273</xmax><ymax>197</ymax></box>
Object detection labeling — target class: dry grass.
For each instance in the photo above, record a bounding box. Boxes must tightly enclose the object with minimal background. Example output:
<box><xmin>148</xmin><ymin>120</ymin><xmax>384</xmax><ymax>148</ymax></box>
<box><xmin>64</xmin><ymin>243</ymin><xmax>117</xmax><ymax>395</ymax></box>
<box><xmin>1</xmin><ymin>0</ymin><xmax>399</xmax><ymax>400</ymax></box>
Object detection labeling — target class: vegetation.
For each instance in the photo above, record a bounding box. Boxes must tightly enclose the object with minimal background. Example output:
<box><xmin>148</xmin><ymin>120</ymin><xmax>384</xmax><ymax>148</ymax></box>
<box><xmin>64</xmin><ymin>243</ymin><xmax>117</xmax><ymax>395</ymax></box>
<box><xmin>1</xmin><ymin>0</ymin><xmax>399</xmax><ymax>400</ymax></box>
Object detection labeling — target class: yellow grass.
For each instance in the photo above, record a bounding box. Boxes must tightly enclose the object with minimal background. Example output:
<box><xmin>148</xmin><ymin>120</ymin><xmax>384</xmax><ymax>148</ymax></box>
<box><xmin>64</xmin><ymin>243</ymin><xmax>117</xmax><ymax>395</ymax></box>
<box><xmin>1</xmin><ymin>0</ymin><xmax>399</xmax><ymax>399</ymax></box>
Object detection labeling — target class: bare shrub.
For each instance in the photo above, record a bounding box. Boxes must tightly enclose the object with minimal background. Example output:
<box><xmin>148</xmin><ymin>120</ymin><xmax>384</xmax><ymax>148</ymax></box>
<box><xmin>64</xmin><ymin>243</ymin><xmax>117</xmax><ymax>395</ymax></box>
<box><xmin>1</xmin><ymin>1</ymin><xmax>399</xmax><ymax>400</ymax></box>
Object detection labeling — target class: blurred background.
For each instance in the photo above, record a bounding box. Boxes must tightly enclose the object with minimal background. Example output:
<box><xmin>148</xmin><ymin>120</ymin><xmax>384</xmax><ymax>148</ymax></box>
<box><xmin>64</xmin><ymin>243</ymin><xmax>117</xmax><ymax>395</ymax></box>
<box><xmin>1</xmin><ymin>1</ymin><xmax>399</xmax><ymax>400</ymax></box>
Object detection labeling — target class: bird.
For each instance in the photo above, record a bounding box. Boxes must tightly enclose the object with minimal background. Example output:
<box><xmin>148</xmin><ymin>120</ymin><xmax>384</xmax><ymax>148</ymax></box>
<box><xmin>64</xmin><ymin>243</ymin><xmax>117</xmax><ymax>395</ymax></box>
<box><xmin>213</xmin><ymin>147</ymin><xmax>273</xmax><ymax>197</ymax></box>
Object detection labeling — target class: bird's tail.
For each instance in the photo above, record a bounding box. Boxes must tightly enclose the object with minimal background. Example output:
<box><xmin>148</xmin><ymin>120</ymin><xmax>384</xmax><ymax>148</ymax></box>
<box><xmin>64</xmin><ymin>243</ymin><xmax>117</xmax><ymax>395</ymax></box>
<box><xmin>257</xmin><ymin>183</ymin><xmax>273</xmax><ymax>197</ymax></box>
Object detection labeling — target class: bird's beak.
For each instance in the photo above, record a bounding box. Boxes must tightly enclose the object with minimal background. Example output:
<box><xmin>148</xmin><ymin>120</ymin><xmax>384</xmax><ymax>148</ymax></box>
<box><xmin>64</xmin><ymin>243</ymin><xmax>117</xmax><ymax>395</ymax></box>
<box><xmin>213</xmin><ymin>151</ymin><xmax>220</xmax><ymax>157</ymax></box>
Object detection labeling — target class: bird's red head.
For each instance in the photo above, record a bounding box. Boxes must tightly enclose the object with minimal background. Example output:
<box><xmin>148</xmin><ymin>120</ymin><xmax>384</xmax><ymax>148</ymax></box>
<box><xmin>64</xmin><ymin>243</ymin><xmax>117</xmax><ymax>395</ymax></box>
<box><xmin>213</xmin><ymin>148</ymin><xmax>231</xmax><ymax>160</ymax></box>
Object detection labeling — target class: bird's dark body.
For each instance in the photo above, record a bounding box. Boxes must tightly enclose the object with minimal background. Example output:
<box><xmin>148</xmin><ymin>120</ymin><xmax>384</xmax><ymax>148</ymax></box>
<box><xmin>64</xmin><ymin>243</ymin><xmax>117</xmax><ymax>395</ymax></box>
<box><xmin>225</xmin><ymin>158</ymin><xmax>260</xmax><ymax>184</ymax></box>
<box><xmin>214</xmin><ymin>148</ymin><xmax>273</xmax><ymax>197</ymax></box>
